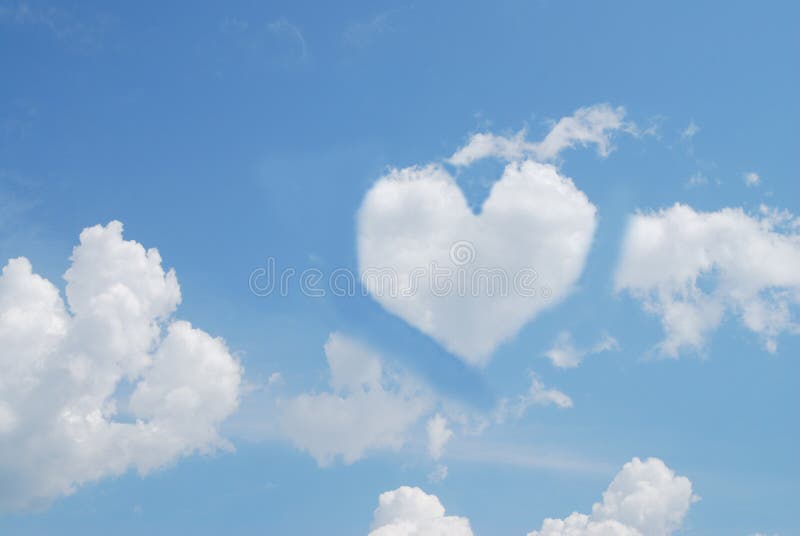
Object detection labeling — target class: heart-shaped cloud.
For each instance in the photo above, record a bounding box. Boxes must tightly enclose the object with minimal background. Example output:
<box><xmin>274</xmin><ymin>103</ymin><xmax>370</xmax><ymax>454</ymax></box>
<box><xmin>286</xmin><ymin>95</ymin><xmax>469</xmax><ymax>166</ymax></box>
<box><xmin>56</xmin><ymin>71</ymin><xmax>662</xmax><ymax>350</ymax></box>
<box><xmin>357</xmin><ymin>159</ymin><xmax>596</xmax><ymax>366</ymax></box>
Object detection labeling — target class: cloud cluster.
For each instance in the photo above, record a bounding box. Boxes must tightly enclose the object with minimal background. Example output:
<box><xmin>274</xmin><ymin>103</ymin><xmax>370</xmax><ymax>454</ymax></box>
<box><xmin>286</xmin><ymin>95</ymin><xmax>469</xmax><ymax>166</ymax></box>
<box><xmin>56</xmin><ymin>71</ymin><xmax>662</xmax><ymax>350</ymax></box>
<box><xmin>278</xmin><ymin>333</ymin><xmax>431</xmax><ymax>466</ymax></box>
<box><xmin>616</xmin><ymin>204</ymin><xmax>800</xmax><ymax>355</ymax></box>
<box><xmin>358</xmin><ymin>160</ymin><xmax>596</xmax><ymax>366</ymax></box>
<box><xmin>370</xmin><ymin>458</ymin><xmax>694</xmax><ymax>536</ymax></box>
<box><xmin>448</xmin><ymin>104</ymin><xmax>629</xmax><ymax>166</ymax></box>
<box><xmin>0</xmin><ymin>221</ymin><xmax>242</xmax><ymax>511</ymax></box>
<box><xmin>369</xmin><ymin>486</ymin><xmax>474</xmax><ymax>536</ymax></box>
<box><xmin>276</xmin><ymin>335</ymin><xmax>578</xmax><ymax>470</ymax></box>
<box><xmin>528</xmin><ymin>457</ymin><xmax>697</xmax><ymax>536</ymax></box>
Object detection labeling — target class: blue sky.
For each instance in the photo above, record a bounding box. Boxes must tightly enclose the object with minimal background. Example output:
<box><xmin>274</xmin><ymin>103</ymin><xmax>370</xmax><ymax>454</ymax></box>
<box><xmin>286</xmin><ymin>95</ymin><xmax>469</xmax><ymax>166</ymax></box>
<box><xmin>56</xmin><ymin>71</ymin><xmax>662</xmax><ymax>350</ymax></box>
<box><xmin>0</xmin><ymin>1</ymin><xmax>798</xmax><ymax>535</ymax></box>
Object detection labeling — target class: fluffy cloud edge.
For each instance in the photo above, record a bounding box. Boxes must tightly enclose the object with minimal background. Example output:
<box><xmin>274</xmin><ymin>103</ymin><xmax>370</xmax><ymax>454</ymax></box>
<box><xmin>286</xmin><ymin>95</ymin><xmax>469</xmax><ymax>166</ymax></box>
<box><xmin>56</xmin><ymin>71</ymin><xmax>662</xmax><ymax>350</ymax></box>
<box><xmin>0</xmin><ymin>221</ymin><xmax>242</xmax><ymax>511</ymax></box>
<box><xmin>277</xmin><ymin>332</ymin><xmax>432</xmax><ymax>466</ymax></box>
<box><xmin>369</xmin><ymin>486</ymin><xmax>474</xmax><ymax>536</ymax></box>
<box><xmin>358</xmin><ymin>157</ymin><xmax>597</xmax><ymax>366</ymax></box>
<box><xmin>368</xmin><ymin>457</ymin><xmax>696</xmax><ymax>536</ymax></box>
<box><xmin>615</xmin><ymin>203</ymin><xmax>800</xmax><ymax>356</ymax></box>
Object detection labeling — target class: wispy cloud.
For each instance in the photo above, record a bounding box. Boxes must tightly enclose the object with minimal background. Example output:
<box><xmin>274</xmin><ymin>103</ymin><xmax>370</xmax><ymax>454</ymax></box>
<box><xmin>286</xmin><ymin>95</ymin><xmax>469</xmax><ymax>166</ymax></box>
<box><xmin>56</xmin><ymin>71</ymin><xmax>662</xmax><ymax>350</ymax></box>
<box><xmin>744</xmin><ymin>171</ymin><xmax>761</xmax><ymax>187</ymax></box>
<box><xmin>685</xmin><ymin>171</ymin><xmax>714</xmax><ymax>189</ymax></box>
<box><xmin>220</xmin><ymin>15</ymin><xmax>309</xmax><ymax>64</ymax></box>
<box><xmin>343</xmin><ymin>11</ymin><xmax>394</xmax><ymax>48</ymax></box>
<box><xmin>448</xmin><ymin>103</ymin><xmax>633</xmax><ymax>166</ymax></box>
<box><xmin>544</xmin><ymin>330</ymin><xmax>620</xmax><ymax>368</ymax></box>
<box><xmin>0</xmin><ymin>1</ymin><xmax>115</xmax><ymax>52</ymax></box>
<box><xmin>449</xmin><ymin>440</ymin><xmax>614</xmax><ymax>474</ymax></box>
<box><xmin>266</xmin><ymin>17</ymin><xmax>308</xmax><ymax>61</ymax></box>
<box><xmin>681</xmin><ymin>119</ymin><xmax>700</xmax><ymax>140</ymax></box>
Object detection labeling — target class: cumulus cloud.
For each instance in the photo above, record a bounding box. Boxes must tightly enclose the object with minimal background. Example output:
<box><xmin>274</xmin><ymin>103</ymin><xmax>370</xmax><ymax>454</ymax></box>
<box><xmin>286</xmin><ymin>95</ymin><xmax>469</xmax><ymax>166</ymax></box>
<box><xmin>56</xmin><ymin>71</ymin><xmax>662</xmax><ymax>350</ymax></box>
<box><xmin>544</xmin><ymin>331</ymin><xmax>619</xmax><ymax>368</ymax></box>
<box><xmin>528</xmin><ymin>457</ymin><xmax>697</xmax><ymax>536</ymax></box>
<box><xmin>426</xmin><ymin>414</ymin><xmax>453</xmax><ymax>460</ymax></box>
<box><xmin>448</xmin><ymin>104</ymin><xmax>629</xmax><ymax>166</ymax></box>
<box><xmin>616</xmin><ymin>203</ymin><xmax>800</xmax><ymax>356</ymax></box>
<box><xmin>0</xmin><ymin>221</ymin><xmax>242</xmax><ymax>511</ymax></box>
<box><xmin>278</xmin><ymin>333</ymin><xmax>431</xmax><ymax>466</ymax></box>
<box><xmin>369</xmin><ymin>486</ymin><xmax>473</xmax><ymax>536</ymax></box>
<box><xmin>358</xmin><ymin>159</ymin><xmax>596</xmax><ymax>366</ymax></box>
<box><xmin>369</xmin><ymin>458</ymin><xmax>694</xmax><ymax>536</ymax></box>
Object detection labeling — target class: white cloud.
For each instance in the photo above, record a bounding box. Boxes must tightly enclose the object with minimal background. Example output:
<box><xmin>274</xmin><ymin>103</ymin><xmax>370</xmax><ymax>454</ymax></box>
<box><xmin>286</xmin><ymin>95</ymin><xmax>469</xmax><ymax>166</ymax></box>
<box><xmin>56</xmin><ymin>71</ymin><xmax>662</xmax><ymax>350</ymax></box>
<box><xmin>744</xmin><ymin>171</ymin><xmax>761</xmax><ymax>187</ymax></box>
<box><xmin>527</xmin><ymin>457</ymin><xmax>698</xmax><ymax>536</ymax></box>
<box><xmin>544</xmin><ymin>331</ymin><xmax>619</xmax><ymax>368</ymax></box>
<box><xmin>369</xmin><ymin>458</ymin><xmax>694</xmax><ymax>536</ymax></box>
<box><xmin>448</xmin><ymin>104</ymin><xmax>629</xmax><ymax>166</ymax></box>
<box><xmin>267</xmin><ymin>371</ymin><xmax>283</xmax><ymax>387</ymax></box>
<box><xmin>681</xmin><ymin>120</ymin><xmax>700</xmax><ymax>140</ymax></box>
<box><xmin>358</xmin><ymin>159</ymin><xmax>596</xmax><ymax>366</ymax></box>
<box><xmin>616</xmin><ymin>203</ymin><xmax>800</xmax><ymax>356</ymax></box>
<box><xmin>535</xmin><ymin>104</ymin><xmax>630</xmax><ymax>161</ymax></box>
<box><xmin>495</xmin><ymin>373</ymin><xmax>573</xmax><ymax>423</ymax></box>
<box><xmin>427</xmin><ymin>463</ymin><xmax>448</xmax><ymax>483</ymax></box>
<box><xmin>517</xmin><ymin>374</ymin><xmax>573</xmax><ymax>411</ymax></box>
<box><xmin>278</xmin><ymin>333</ymin><xmax>431</xmax><ymax>466</ymax></box>
<box><xmin>0</xmin><ymin>221</ymin><xmax>242</xmax><ymax>511</ymax></box>
<box><xmin>592</xmin><ymin>333</ymin><xmax>620</xmax><ymax>354</ymax></box>
<box><xmin>369</xmin><ymin>486</ymin><xmax>473</xmax><ymax>536</ymax></box>
<box><xmin>426</xmin><ymin>414</ymin><xmax>453</xmax><ymax>460</ymax></box>
<box><xmin>448</xmin><ymin>130</ymin><xmax>531</xmax><ymax>167</ymax></box>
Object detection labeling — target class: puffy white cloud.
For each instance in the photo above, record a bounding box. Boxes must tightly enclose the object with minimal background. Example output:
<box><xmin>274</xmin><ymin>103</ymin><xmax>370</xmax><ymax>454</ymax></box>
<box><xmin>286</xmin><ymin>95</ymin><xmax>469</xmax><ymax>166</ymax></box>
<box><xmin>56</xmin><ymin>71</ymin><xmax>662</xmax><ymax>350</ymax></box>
<box><xmin>448</xmin><ymin>104</ymin><xmax>629</xmax><ymax>166</ymax></box>
<box><xmin>528</xmin><ymin>457</ymin><xmax>697</xmax><ymax>536</ymax></box>
<box><xmin>369</xmin><ymin>458</ymin><xmax>694</xmax><ymax>536</ymax></box>
<box><xmin>616</xmin><ymin>204</ymin><xmax>800</xmax><ymax>356</ymax></box>
<box><xmin>278</xmin><ymin>333</ymin><xmax>431</xmax><ymax>466</ymax></box>
<box><xmin>0</xmin><ymin>222</ymin><xmax>242</xmax><ymax>511</ymax></box>
<box><xmin>369</xmin><ymin>486</ymin><xmax>473</xmax><ymax>536</ymax></box>
<box><xmin>358</xmin><ymin>159</ymin><xmax>596</xmax><ymax>366</ymax></box>
<box><xmin>426</xmin><ymin>414</ymin><xmax>453</xmax><ymax>460</ymax></box>
<box><xmin>544</xmin><ymin>331</ymin><xmax>619</xmax><ymax>369</ymax></box>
